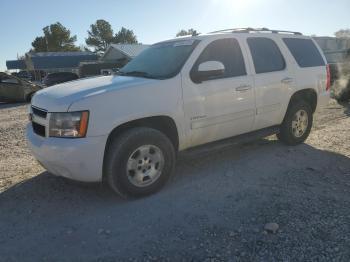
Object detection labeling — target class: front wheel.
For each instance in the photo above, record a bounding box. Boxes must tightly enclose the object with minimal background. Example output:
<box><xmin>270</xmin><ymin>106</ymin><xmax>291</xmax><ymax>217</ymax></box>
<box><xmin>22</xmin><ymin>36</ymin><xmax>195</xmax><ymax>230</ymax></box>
<box><xmin>277</xmin><ymin>100</ymin><xmax>313</xmax><ymax>145</ymax></box>
<box><xmin>105</xmin><ymin>127</ymin><xmax>176</xmax><ymax>198</ymax></box>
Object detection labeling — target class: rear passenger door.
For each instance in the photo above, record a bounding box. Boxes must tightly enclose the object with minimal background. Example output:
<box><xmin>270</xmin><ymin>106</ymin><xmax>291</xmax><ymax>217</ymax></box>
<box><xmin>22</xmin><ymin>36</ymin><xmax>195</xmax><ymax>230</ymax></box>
<box><xmin>183</xmin><ymin>38</ymin><xmax>255</xmax><ymax>147</ymax></box>
<box><xmin>282</xmin><ymin>38</ymin><xmax>327</xmax><ymax>97</ymax></box>
<box><xmin>246</xmin><ymin>37</ymin><xmax>296</xmax><ymax>130</ymax></box>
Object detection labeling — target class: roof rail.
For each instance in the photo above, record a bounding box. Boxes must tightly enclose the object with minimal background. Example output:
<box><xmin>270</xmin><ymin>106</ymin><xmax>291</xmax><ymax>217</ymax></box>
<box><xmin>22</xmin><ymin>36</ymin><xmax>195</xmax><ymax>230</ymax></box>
<box><xmin>209</xmin><ymin>27</ymin><xmax>302</xmax><ymax>35</ymax></box>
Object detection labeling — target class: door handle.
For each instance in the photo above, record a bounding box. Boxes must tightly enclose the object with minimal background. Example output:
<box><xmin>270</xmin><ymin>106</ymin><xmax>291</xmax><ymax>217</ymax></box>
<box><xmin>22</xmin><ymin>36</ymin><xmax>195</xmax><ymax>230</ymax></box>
<box><xmin>235</xmin><ymin>85</ymin><xmax>252</xmax><ymax>92</ymax></box>
<box><xmin>281</xmin><ymin>77</ymin><xmax>294</xmax><ymax>84</ymax></box>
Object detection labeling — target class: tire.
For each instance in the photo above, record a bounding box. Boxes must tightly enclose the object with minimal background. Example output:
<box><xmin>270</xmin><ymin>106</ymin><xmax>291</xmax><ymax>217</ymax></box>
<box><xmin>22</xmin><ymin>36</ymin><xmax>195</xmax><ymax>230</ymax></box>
<box><xmin>277</xmin><ymin>100</ymin><xmax>313</xmax><ymax>146</ymax></box>
<box><xmin>105</xmin><ymin>127</ymin><xmax>176</xmax><ymax>198</ymax></box>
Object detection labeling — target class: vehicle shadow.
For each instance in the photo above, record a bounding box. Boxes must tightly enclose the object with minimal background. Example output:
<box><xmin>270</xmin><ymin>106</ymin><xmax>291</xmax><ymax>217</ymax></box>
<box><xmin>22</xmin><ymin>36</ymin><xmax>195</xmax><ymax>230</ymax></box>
<box><xmin>1</xmin><ymin>138</ymin><xmax>350</xmax><ymax>261</ymax></box>
<box><xmin>0</xmin><ymin>102</ymin><xmax>27</xmax><ymax>109</ymax></box>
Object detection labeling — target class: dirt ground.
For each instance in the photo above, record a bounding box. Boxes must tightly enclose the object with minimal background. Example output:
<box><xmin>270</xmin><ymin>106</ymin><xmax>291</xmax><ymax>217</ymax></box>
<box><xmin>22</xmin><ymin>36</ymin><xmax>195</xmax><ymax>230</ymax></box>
<box><xmin>0</xmin><ymin>100</ymin><xmax>350</xmax><ymax>261</ymax></box>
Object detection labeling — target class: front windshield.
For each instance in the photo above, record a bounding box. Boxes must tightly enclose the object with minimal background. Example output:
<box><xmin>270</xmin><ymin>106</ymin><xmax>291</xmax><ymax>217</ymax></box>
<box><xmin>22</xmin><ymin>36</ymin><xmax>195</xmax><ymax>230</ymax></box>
<box><xmin>119</xmin><ymin>39</ymin><xmax>200</xmax><ymax>79</ymax></box>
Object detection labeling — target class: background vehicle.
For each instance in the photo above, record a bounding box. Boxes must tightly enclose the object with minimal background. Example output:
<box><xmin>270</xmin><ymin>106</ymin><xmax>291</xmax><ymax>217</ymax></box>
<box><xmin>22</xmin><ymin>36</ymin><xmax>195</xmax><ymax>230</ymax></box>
<box><xmin>0</xmin><ymin>72</ymin><xmax>42</xmax><ymax>102</ymax></box>
<box><xmin>27</xmin><ymin>28</ymin><xmax>330</xmax><ymax>198</ymax></box>
<box><xmin>326</xmin><ymin>49</ymin><xmax>350</xmax><ymax>101</ymax></box>
<box><xmin>43</xmin><ymin>72</ymin><xmax>79</xmax><ymax>86</ymax></box>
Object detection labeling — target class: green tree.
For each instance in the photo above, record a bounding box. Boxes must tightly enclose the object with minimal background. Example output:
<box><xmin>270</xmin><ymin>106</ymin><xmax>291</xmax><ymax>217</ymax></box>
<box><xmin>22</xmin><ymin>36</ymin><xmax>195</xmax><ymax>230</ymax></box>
<box><xmin>86</xmin><ymin>19</ymin><xmax>115</xmax><ymax>54</ymax></box>
<box><xmin>176</xmin><ymin>28</ymin><xmax>200</xmax><ymax>37</ymax></box>
<box><xmin>31</xmin><ymin>22</ymin><xmax>80</xmax><ymax>52</ymax></box>
<box><xmin>335</xmin><ymin>29</ymin><xmax>350</xmax><ymax>38</ymax></box>
<box><xmin>114</xmin><ymin>27</ymin><xmax>138</xmax><ymax>44</ymax></box>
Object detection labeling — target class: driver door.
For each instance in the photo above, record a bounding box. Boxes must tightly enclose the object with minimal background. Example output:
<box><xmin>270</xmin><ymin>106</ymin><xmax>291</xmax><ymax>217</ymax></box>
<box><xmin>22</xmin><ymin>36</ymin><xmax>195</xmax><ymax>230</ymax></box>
<box><xmin>182</xmin><ymin>38</ymin><xmax>256</xmax><ymax>147</ymax></box>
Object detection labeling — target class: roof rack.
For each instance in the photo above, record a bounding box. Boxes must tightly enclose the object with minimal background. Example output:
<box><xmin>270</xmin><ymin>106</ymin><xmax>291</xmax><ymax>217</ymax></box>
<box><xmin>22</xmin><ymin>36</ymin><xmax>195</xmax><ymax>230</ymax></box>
<box><xmin>209</xmin><ymin>27</ymin><xmax>302</xmax><ymax>35</ymax></box>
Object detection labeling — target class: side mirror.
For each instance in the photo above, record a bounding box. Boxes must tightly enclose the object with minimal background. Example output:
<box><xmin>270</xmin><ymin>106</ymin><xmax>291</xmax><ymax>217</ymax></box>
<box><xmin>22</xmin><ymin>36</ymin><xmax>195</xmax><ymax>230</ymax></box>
<box><xmin>192</xmin><ymin>61</ymin><xmax>225</xmax><ymax>83</ymax></box>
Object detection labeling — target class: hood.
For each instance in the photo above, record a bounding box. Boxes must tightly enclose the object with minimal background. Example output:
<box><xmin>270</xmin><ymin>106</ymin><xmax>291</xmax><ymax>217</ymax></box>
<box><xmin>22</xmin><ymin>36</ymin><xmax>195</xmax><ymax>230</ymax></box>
<box><xmin>31</xmin><ymin>75</ymin><xmax>156</xmax><ymax>111</ymax></box>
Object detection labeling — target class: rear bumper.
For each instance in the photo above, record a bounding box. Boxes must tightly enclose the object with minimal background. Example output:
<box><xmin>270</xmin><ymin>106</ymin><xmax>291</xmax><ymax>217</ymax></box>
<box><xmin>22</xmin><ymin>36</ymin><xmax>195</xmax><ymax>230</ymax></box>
<box><xmin>26</xmin><ymin>123</ymin><xmax>108</xmax><ymax>182</ymax></box>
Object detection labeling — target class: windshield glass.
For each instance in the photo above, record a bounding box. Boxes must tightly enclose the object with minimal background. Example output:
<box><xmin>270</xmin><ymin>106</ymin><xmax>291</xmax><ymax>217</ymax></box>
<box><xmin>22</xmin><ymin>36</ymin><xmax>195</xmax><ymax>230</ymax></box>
<box><xmin>119</xmin><ymin>39</ymin><xmax>200</xmax><ymax>79</ymax></box>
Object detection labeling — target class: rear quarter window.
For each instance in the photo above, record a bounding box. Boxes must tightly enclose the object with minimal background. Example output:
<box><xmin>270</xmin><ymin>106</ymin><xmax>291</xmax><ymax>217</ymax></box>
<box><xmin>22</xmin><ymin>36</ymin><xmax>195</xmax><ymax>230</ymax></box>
<box><xmin>283</xmin><ymin>38</ymin><xmax>325</xmax><ymax>68</ymax></box>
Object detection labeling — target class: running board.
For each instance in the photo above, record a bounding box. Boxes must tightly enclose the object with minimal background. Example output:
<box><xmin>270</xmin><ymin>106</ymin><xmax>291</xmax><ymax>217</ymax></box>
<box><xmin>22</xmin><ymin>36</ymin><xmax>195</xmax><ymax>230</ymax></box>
<box><xmin>182</xmin><ymin>126</ymin><xmax>280</xmax><ymax>156</ymax></box>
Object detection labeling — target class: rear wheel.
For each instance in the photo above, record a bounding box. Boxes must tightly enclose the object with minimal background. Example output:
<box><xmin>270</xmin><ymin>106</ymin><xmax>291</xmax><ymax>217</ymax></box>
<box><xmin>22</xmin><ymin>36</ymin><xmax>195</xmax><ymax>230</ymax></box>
<box><xmin>105</xmin><ymin>127</ymin><xmax>176</xmax><ymax>198</ymax></box>
<box><xmin>277</xmin><ymin>100</ymin><xmax>313</xmax><ymax>145</ymax></box>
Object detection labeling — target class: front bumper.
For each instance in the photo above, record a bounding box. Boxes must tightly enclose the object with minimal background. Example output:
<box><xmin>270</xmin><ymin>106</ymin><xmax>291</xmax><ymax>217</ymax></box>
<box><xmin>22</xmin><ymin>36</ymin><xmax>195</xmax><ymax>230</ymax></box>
<box><xmin>26</xmin><ymin>123</ymin><xmax>108</xmax><ymax>182</ymax></box>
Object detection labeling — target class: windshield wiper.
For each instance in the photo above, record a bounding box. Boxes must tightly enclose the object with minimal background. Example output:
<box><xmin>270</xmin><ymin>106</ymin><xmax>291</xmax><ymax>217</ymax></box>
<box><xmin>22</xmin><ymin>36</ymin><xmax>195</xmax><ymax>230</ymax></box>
<box><xmin>118</xmin><ymin>71</ymin><xmax>157</xmax><ymax>79</ymax></box>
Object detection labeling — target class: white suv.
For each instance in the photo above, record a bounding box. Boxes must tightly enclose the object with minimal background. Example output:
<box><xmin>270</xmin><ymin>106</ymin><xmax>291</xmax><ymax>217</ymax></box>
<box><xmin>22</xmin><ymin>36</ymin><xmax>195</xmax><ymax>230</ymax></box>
<box><xmin>27</xmin><ymin>28</ymin><xmax>330</xmax><ymax>197</ymax></box>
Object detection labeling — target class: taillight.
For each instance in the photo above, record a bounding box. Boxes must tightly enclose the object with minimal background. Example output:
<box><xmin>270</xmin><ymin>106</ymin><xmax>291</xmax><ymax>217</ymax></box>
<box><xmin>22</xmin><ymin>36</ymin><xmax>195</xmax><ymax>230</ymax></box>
<box><xmin>326</xmin><ymin>64</ymin><xmax>331</xmax><ymax>91</ymax></box>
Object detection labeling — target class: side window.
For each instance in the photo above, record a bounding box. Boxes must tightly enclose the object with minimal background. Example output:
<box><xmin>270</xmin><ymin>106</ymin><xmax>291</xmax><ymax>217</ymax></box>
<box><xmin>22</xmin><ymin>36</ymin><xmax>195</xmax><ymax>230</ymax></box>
<box><xmin>0</xmin><ymin>76</ymin><xmax>20</xmax><ymax>84</ymax></box>
<box><xmin>191</xmin><ymin>38</ymin><xmax>246</xmax><ymax>81</ymax></box>
<box><xmin>283</xmin><ymin>38</ymin><xmax>325</xmax><ymax>68</ymax></box>
<box><xmin>247</xmin><ymin>37</ymin><xmax>286</xmax><ymax>74</ymax></box>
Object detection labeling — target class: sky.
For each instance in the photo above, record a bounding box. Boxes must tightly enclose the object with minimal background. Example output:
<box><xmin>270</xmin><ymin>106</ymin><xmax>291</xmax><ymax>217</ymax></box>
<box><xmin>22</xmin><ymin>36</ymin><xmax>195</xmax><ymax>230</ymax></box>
<box><xmin>1</xmin><ymin>0</ymin><xmax>349</xmax><ymax>71</ymax></box>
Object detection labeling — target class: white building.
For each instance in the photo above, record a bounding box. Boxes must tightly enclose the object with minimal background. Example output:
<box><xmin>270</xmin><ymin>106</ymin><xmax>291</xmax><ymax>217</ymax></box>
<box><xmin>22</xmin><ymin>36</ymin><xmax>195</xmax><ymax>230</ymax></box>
<box><xmin>102</xmin><ymin>44</ymin><xmax>150</xmax><ymax>62</ymax></box>
<box><xmin>313</xmin><ymin>37</ymin><xmax>350</xmax><ymax>63</ymax></box>
<box><xmin>79</xmin><ymin>44</ymin><xmax>150</xmax><ymax>77</ymax></box>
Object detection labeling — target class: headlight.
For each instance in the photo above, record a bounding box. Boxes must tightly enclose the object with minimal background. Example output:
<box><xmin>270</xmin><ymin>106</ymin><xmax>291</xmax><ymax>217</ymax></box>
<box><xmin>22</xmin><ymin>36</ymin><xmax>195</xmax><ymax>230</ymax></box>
<box><xmin>49</xmin><ymin>111</ymin><xmax>89</xmax><ymax>138</ymax></box>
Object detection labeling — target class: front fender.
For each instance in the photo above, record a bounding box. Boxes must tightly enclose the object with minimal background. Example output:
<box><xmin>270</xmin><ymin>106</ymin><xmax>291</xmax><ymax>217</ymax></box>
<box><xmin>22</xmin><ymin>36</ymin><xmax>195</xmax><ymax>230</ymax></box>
<box><xmin>68</xmin><ymin>76</ymin><xmax>185</xmax><ymax>139</ymax></box>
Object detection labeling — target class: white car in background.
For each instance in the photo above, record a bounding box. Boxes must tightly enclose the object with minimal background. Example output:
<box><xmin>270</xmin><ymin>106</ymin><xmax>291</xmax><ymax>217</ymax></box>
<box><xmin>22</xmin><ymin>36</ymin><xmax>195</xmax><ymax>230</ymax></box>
<box><xmin>27</xmin><ymin>28</ymin><xmax>330</xmax><ymax>197</ymax></box>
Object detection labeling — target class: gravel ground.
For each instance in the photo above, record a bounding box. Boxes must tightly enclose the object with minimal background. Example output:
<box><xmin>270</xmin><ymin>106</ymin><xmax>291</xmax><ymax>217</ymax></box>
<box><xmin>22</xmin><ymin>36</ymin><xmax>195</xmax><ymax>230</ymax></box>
<box><xmin>0</xmin><ymin>100</ymin><xmax>350</xmax><ymax>261</ymax></box>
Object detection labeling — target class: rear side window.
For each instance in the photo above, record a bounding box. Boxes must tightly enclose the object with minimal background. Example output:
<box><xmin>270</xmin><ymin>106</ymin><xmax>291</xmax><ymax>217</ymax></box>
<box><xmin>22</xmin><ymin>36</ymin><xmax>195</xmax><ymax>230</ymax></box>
<box><xmin>283</xmin><ymin>38</ymin><xmax>325</xmax><ymax>68</ymax></box>
<box><xmin>247</xmin><ymin>38</ymin><xmax>286</xmax><ymax>74</ymax></box>
<box><xmin>192</xmin><ymin>38</ymin><xmax>246</xmax><ymax>80</ymax></box>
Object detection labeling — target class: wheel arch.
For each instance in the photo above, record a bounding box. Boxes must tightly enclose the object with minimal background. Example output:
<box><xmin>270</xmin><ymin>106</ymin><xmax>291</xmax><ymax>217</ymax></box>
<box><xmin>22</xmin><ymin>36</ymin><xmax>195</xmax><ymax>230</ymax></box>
<box><xmin>102</xmin><ymin>115</ymin><xmax>179</xmax><ymax>182</ymax></box>
<box><xmin>104</xmin><ymin>115</ymin><xmax>179</xmax><ymax>154</ymax></box>
<box><xmin>288</xmin><ymin>89</ymin><xmax>318</xmax><ymax>113</ymax></box>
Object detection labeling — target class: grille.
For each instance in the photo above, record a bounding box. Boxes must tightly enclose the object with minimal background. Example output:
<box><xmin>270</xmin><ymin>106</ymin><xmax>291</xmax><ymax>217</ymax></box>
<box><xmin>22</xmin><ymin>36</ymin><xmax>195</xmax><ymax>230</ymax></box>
<box><xmin>32</xmin><ymin>106</ymin><xmax>47</xmax><ymax>119</ymax></box>
<box><xmin>32</xmin><ymin>122</ymin><xmax>45</xmax><ymax>137</ymax></box>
